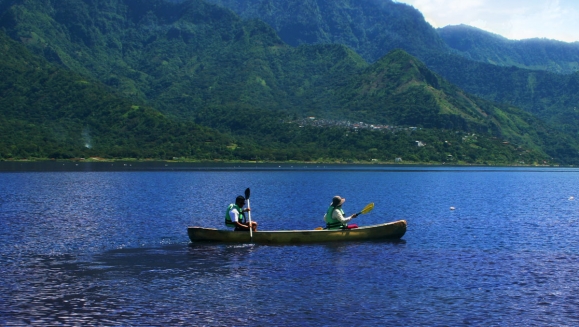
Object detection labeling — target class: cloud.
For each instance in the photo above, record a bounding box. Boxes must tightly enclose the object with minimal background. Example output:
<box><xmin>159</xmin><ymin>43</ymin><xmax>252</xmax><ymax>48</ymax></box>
<box><xmin>395</xmin><ymin>0</ymin><xmax>579</xmax><ymax>42</ymax></box>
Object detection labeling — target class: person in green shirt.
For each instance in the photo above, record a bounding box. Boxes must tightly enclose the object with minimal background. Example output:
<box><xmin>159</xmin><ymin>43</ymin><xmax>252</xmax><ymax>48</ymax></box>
<box><xmin>324</xmin><ymin>195</ymin><xmax>358</xmax><ymax>230</ymax></box>
<box><xmin>225</xmin><ymin>195</ymin><xmax>257</xmax><ymax>231</ymax></box>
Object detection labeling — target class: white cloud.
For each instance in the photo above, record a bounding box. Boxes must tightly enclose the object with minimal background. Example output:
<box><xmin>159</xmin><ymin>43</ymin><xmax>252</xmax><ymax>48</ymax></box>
<box><xmin>395</xmin><ymin>0</ymin><xmax>579</xmax><ymax>42</ymax></box>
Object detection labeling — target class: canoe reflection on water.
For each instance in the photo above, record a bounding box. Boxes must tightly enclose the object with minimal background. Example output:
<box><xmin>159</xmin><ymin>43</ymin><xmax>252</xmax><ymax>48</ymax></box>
<box><xmin>188</xmin><ymin>220</ymin><xmax>407</xmax><ymax>244</ymax></box>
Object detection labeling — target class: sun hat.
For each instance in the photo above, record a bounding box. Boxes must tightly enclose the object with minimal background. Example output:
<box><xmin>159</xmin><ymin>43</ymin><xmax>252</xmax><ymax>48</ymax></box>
<box><xmin>332</xmin><ymin>196</ymin><xmax>345</xmax><ymax>207</ymax></box>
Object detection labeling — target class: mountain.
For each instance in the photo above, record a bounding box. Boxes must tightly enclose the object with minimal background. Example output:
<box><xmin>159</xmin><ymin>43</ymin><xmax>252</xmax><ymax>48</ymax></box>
<box><xmin>204</xmin><ymin>0</ymin><xmax>450</xmax><ymax>62</ymax></box>
<box><xmin>0</xmin><ymin>0</ymin><xmax>544</xmax><ymax>127</ymax></box>
<box><xmin>0</xmin><ymin>30</ymin><xmax>237</xmax><ymax>160</ymax></box>
<box><xmin>425</xmin><ymin>52</ymin><xmax>579</xmax><ymax>134</ymax></box>
<box><xmin>337</xmin><ymin>50</ymin><xmax>579</xmax><ymax>162</ymax></box>
<box><xmin>0</xmin><ymin>27</ymin><xmax>463</xmax><ymax>163</ymax></box>
<box><xmin>203</xmin><ymin>0</ymin><xmax>579</xmax><ymax>136</ymax></box>
<box><xmin>0</xmin><ymin>0</ymin><xmax>371</xmax><ymax>119</ymax></box>
<box><xmin>342</xmin><ymin>50</ymin><xmax>518</xmax><ymax>131</ymax></box>
<box><xmin>438</xmin><ymin>24</ymin><xmax>579</xmax><ymax>74</ymax></box>
<box><xmin>1</xmin><ymin>0</ymin><xmax>577</xmax><ymax>164</ymax></box>
<box><xmin>0</xmin><ymin>0</ymin><xmax>456</xmax><ymax>125</ymax></box>
<box><xmin>205</xmin><ymin>0</ymin><xmax>579</xmax><ymax>76</ymax></box>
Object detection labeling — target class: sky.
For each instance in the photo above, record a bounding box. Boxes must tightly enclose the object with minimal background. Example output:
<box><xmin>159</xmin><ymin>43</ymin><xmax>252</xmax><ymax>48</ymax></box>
<box><xmin>394</xmin><ymin>0</ymin><xmax>579</xmax><ymax>42</ymax></box>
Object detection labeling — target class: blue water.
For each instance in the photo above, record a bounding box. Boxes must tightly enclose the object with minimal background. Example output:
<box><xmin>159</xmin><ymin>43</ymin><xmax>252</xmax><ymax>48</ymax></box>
<box><xmin>2</xmin><ymin>163</ymin><xmax>579</xmax><ymax>326</ymax></box>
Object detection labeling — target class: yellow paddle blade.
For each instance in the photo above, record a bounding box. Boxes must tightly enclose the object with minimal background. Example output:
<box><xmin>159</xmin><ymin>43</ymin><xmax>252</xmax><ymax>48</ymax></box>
<box><xmin>360</xmin><ymin>202</ymin><xmax>374</xmax><ymax>214</ymax></box>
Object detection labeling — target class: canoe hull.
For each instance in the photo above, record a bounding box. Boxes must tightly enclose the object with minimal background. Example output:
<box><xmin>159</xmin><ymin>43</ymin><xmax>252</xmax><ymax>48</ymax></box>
<box><xmin>188</xmin><ymin>220</ymin><xmax>407</xmax><ymax>244</ymax></box>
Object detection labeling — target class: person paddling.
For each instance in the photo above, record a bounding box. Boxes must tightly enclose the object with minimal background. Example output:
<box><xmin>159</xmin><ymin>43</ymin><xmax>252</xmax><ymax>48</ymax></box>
<box><xmin>324</xmin><ymin>195</ymin><xmax>358</xmax><ymax>230</ymax></box>
<box><xmin>225</xmin><ymin>195</ymin><xmax>257</xmax><ymax>232</ymax></box>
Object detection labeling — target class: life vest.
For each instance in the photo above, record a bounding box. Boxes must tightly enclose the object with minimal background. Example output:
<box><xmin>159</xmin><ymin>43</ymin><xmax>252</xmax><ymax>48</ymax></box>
<box><xmin>324</xmin><ymin>206</ymin><xmax>346</xmax><ymax>229</ymax></box>
<box><xmin>225</xmin><ymin>203</ymin><xmax>244</xmax><ymax>227</ymax></box>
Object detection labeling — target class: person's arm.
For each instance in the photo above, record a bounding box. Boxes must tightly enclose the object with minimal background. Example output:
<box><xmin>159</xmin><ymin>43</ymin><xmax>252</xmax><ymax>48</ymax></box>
<box><xmin>231</xmin><ymin>208</ymin><xmax>251</xmax><ymax>229</ymax></box>
<box><xmin>332</xmin><ymin>209</ymin><xmax>357</xmax><ymax>224</ymax></box>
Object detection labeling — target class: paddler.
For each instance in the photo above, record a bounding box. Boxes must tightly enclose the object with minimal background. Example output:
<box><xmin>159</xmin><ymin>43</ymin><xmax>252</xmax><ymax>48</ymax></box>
<box><xmin>324</xmin><ymin>195</ymin><xmax>358</xmax><ymax>230</ymax></box>
<box><xmin>225</xmin><ymin>195</ymin><xmax>257</xmax><ymax>232</ymax></box>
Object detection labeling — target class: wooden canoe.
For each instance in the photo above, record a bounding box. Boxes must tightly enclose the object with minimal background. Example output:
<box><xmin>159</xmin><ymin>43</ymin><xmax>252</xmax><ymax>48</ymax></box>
<box><xmin>187</xmin><ymin>220</ymin><xmax>407</xmax><ymax>244</ymax></box>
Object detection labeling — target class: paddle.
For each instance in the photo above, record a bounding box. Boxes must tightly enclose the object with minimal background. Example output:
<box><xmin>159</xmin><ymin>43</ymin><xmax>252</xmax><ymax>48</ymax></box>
<box><xmin>244</xmin><ymin>188</ymin><xmax>253</xmax><ymax>241</ymax></box>
<box><xmin>315</xmin><ymin>202</ymin><xmax>374</xmax><ymax>230</ymax></box>
<box><xmin>356</xmin><ymin>202</ymin><xmax>374</xmax><ymax>216</ymax></box>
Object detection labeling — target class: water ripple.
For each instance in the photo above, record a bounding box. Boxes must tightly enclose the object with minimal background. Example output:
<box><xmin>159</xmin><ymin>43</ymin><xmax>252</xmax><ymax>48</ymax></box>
<box><xmin>3</xmin><ymin>168</ymin><xmax>579</xmax><ymax>325</ymax></box>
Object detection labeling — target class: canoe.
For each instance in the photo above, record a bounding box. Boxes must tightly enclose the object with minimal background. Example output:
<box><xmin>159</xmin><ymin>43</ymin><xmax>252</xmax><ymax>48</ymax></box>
<box><xmin>187</xmin><ymin>220</ymin><xmax>407</xmax><ymax>244</ymax></box>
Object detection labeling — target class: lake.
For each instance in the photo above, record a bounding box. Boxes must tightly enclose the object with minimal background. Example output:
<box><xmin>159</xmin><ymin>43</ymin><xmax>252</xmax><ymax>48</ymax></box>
<box><xmin>1</xmin><ymin>163</ymin><xmax>579</xmax><ymax>326</ymax></box>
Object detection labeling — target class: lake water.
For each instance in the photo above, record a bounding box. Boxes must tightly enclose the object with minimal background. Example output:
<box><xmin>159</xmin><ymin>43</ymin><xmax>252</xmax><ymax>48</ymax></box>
<box><xmin>1</xmin><ymin>163</ymin><xmax>579</xmax><ymax>326</ymax></box>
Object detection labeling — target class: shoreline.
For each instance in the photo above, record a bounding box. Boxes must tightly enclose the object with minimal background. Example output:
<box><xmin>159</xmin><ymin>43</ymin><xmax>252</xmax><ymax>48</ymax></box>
<box><xmin>0</xmin><ymin>157</ymin><xmax>563</xmax><ymax>168</ymax></box>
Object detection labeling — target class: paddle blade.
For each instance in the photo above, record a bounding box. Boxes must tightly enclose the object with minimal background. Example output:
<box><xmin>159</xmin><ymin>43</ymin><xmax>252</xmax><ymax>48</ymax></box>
<box><xmin>244</xmin><ymin>188</ymin><xmax>250</xmax><ymax>200</ymax></box>
<box><xmin>359</xmin><ymin>202</ymin><xmax>374</xmax><ymax>215</ymax></box>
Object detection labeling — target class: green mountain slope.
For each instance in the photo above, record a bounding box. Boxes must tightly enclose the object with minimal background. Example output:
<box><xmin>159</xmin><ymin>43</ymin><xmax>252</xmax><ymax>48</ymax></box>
<box><xmin>1</xmin><ymin>0</ymin><xmax>370</xmax><ymax>119</ymax></box>
<box><xmin>2</xmin><ymin>0</ymin><xmax>277</xmax><ymax>110</ymax></box>
<box><xmin>204</xmin><ymin>0</ymin><xmax>579</xmax><ymax>138</ymax></box>
<box><xmin>5</xmin><ymin>27</ymin><xmax>559</xmax><ymax>164</ymax></box>
<box><xmin>338</xmin><ymin>50</ymin><xmax>578</xmax><ymax>161</ymax></box>
<box><xmin>6</xmin><ymin>0</ymin><xmax>578</xmax><ymax>128</ymax></box>
<box><xmin>425</xmin><ymin>52</ymin><xmax>579</xmax><ymax>134</ymax></box>
<box><xmin>205</xmin><ymin>0</ymin><xmax>579</xmax><ymax>77</ymax></box>
<box><xmin>204</xmin><ymin>0</ymin><xmax>450</xmax><ymax>63</ymax></box>
<box><xmin>0</xmin><ymin>28</ymin><xmax>436</xmax><ymax>163</ymax></box>
<box><xmin>0</xmin><ymin>30</ymin><xmax>237</xmax><ymax>160</ymax></box>
<box><xmin>1</xmin><ymin>0</ymin><xmax>578</xmax><ymax>164</ymax></box>
<box><xmin>438</xmin><ymin>24</ymin><xmax>579</xmax><ymax>74</ymax></box>
<box><xmin>341</xmin><ymin>50</ymin><xmax>509</xmax><ymax>130</ymax></box>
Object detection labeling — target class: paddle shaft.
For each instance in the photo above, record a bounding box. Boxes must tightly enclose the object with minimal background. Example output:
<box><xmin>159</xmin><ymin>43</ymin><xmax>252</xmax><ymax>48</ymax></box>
<box><xmin>244</xmin><ymin>188</ymin><xmax>253</xmax><ymax>241</ymax></box>
<box><xmin>246</xmin><ymin>198</ymin><xmax>253</xmax><ymax>240</ymax></box>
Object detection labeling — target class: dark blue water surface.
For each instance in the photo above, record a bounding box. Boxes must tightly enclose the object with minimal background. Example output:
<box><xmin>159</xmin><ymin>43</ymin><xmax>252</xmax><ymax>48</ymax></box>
<box><xmin>2</xmin><ymin>163</ymin><xmax>579</xmax><ymax>326</ymax></box>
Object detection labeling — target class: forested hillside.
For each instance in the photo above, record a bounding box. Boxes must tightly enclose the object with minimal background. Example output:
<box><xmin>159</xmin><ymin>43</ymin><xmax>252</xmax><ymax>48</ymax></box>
<box><xmin>5</xmin><ymin>27</ymin><xmax>561</xmax><ymax>164</ymax></box>
<box><xmin>205</xmin><ymin>0</ymin><xmax>450</xmax><ymax>63</ymax></box>
<box><xmin>1</xmin><ymin>0</ymin><xmax>578</xmax><ymax>164</ymax></box>
<box><xmin>205</xmin><ymin>0</ymin><xmax>579</xmax><ymax>136</ymax></box>
<box><xmin>425</xmin><ymin>52</ymin><xmax>579</xmax><ymax>134</ymax></box>
<box><xmin>0</xmin><ymin>31</ymin><xmax>238</xmax><ymax>160</ymax></box>
<box><xmin>438</xmin><ymin>24</ymin><xmax>579</xmax><ymax>74</ymax></box>
<box><xmin>1</xmin><ymin>0</ymin><xmax>372</xmax><ymax>119</ymax></box>
<box><xmin>205</xmin><ymin>0</ymin><xmax>579</xmax><ymax>75</ymax></box>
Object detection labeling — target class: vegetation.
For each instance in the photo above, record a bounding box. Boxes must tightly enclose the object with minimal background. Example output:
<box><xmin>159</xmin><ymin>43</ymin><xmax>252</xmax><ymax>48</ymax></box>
<box><xmin>0</xmin><ymin>31</ymin><xmax>238</xmax><ymax>160</ymax></box>
<box><xmin>1</xmin><ymin>0</ymin><xmax>578</xmax><ymax>165</ymax></box>
<box><xmin>205</xmin><ymin>0</ymin><xmax>579</xmax><ymax>138</ymax></box>
<box><xmin>204</xmin><ymin>0</ymin><xmax>450</xmax><ymax>63</ymax></box>
<box><xmin>438</xmin><ymin>24</ymin><xmax>579</xmax><ymax>74</ymax></box>
<box><xmin>424</xmin><ymin>52</ymin><xmax>579</xmax><ymax>135</ymax></box>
